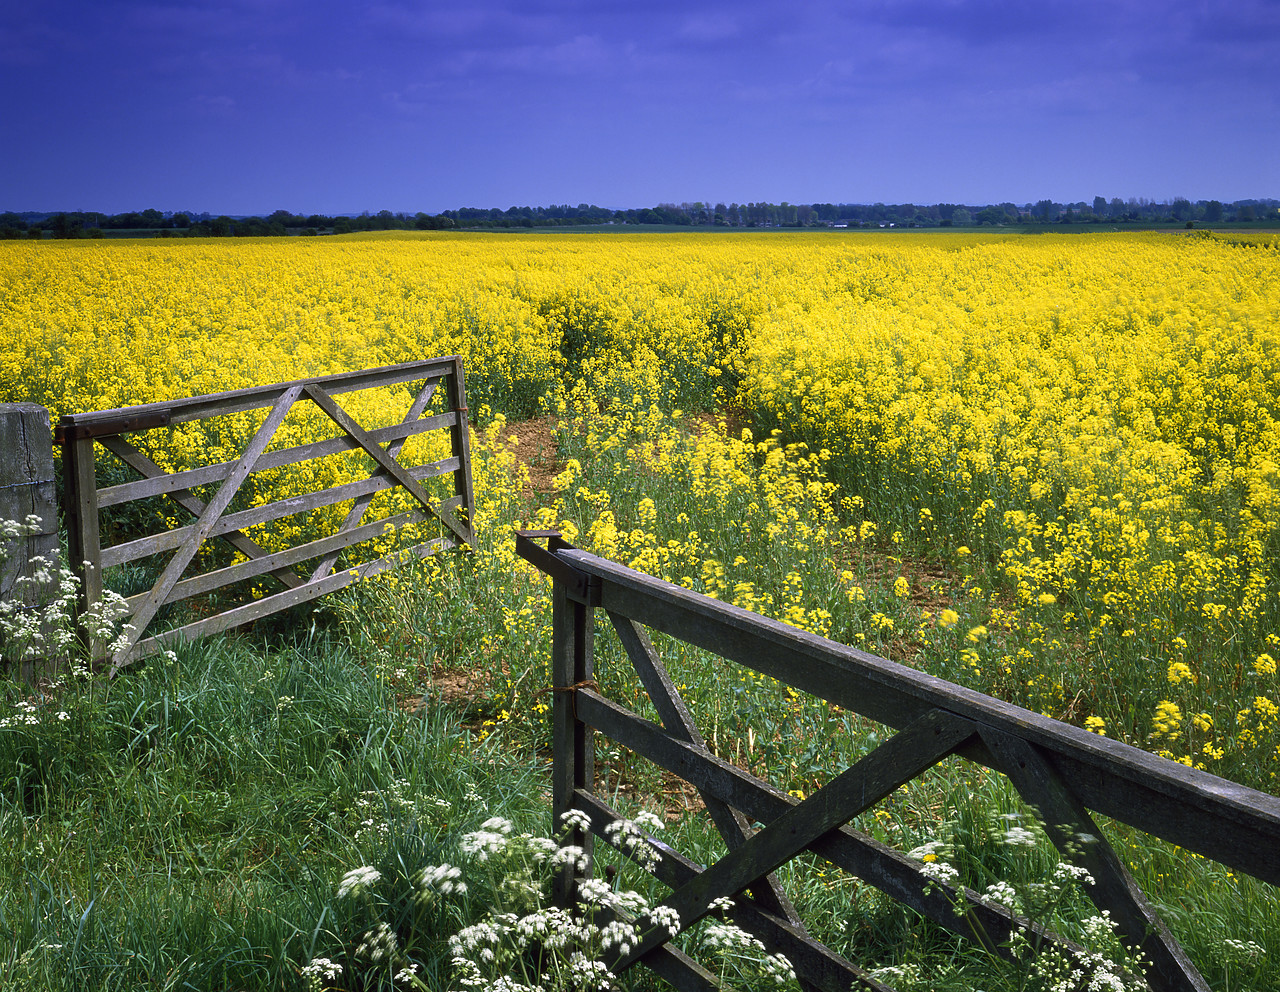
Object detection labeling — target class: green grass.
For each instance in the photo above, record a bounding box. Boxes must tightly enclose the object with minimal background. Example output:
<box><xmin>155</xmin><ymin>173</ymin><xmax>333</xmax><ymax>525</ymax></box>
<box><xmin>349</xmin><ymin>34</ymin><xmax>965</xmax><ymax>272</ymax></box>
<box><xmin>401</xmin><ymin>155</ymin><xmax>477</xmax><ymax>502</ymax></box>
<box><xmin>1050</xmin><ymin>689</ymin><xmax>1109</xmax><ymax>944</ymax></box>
<box><xmin>0</xmin><ymin>633</ymin><xmax>551</xmax><ymax>991</ymax></box>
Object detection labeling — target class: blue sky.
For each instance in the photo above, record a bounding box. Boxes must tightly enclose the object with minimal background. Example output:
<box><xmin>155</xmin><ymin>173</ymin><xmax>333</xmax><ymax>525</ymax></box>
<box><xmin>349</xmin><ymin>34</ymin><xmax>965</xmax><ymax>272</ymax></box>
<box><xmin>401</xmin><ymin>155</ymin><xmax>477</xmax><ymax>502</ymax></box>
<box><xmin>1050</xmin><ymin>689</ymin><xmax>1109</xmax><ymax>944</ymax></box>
<box><xmin>2</xmin><ymin>0</ymin><xmax>1276</xmax><ymax>215</ymax></box>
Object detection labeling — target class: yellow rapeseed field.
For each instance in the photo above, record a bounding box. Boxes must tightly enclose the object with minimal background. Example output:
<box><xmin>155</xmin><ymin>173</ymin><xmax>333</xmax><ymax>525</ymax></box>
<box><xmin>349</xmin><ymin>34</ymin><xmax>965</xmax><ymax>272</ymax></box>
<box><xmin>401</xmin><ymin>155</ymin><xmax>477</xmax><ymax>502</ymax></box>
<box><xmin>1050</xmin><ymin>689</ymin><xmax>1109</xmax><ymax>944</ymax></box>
<box><xmin>3</xmin><ymin>229</ymin><xmax>1278</xmax><ymax>783</ymax></box>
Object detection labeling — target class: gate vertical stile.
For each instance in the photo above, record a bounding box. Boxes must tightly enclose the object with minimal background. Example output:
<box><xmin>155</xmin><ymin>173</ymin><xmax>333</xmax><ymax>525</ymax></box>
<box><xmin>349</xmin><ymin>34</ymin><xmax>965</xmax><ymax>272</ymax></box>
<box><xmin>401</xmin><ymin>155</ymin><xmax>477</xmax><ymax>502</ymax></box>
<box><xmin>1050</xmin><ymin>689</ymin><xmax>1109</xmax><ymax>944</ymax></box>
<box><xmin>550</xmin><ymin>560</ymin><xmax>594</xmax><ymax>907</ymax></box>
<box><xmin>62</xmin><ymin>433</ymin><xmax>104</xmax><ymax>661</ymax></box>
<box><xmin>446</xmin><ymin>358</ymin><xmax>476</xmax><ymax>544</ymax></box>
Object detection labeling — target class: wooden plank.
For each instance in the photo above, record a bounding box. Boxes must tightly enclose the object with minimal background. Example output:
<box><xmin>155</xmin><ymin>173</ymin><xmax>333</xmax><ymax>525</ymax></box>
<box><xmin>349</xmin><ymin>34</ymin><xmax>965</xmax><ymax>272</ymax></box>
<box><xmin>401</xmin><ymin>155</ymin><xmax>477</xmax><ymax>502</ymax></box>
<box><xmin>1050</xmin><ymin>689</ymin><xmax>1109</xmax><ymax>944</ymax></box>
<box><xmin>608</xmin><ymin>611</ymin><xmax>811</xmax><ymax>939</ymax></box>
<box><xmin>562</xmin><ymin>549</ymin><xmax>1280</xmax><ymax>885</ymax></box>
<box><xmin>122</xmin><ymin>508</ymin><xmax>426</xmax><ymax>612</ymax></box>
<box><xmin>99</xmin><ymin>435</ymin><xmax>304</xmax><ymax>591</ymax></box>
<box><xmin>576</xmin><ymin>689</ymin><xmax>1074</xmax><ymax>960</ymax></box>
<box><xmin>610</xmin><ymin>708</ymin><xmax>977</xmax><ymax>971</ymax></box>
<box><xmin>122</xmin><ymin>537</ymin><xmax>447</xmax><ymax>666</ymax></box>
<box><xmin>307</xmin><ymin>377</ymin><xmax>439</xmax><ymax>583</ymax></box>
<box><xmin>304</xmin><ymin>384</ymin><xmax>473</xmax><ymax>547</ymax></box>
<box><xmin>99</xmin><ymin>457</ymin><xmax>461</xmax><ymax>567</ymax></box>
<box><xmin>95</xmin><ymin>411</ymin><xmax>456</xmax><ymax>508</ymax></box>
<box><xmin>576</xmin><ymin>791</ymin><xmax>896</xmax><ymax>992</ymax></box>
<box><xmin>60</xmin><ymin>358</ymin><xmax>460</xmax><ymax>434</ymax></box>
<box><xmin>980</xmin><ymin>727</ymin><xmax>1207</xmax><ymax>992</ymax></box>
<box><xmin>109</xmin><ymin>385</ymin><xmax>304</xmax><ymax>673</ymax></box>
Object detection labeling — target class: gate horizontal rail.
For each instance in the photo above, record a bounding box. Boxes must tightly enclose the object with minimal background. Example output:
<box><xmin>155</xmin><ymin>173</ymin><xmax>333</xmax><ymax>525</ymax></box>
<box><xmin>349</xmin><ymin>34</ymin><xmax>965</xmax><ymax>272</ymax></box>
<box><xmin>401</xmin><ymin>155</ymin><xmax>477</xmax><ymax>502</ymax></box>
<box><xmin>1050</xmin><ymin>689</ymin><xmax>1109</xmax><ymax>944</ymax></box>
<box><xmin>516</xmin><ymin>531</ymin><xmax>1280</xmax><ymax>992</ymax></box>
<box><xmin>57</xmin><ymin>357</ymin><xmax>475</xmax><ymax>674</ymax></box>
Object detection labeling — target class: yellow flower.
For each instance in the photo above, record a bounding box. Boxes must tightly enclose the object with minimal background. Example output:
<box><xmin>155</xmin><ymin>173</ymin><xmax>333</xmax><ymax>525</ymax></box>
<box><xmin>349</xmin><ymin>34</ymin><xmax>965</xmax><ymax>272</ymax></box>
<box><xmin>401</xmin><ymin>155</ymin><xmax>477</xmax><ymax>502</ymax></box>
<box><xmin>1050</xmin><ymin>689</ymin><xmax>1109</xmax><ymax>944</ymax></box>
<box><xmin>1255</xmin><ymin>653</ymin><xmax>1277</xmax><ymax>676</ymax></box>
<box><xmin>938</xmin><ymin>609</ymin><xmax>959</xmax><ymax>628</ymax></box>
<box><xmin>1084</xmin><ymin>716</ymin><xmax>1107</xmax><ymax>736</ymax></box>
<box><xmin>893</xmin><ymin>576</ymin><xmax>910</xmax><ymax>598</ymax></box>
<box><xmin>1152</xmin><ymin>700</ymin><xmax>1183</xmax><ymax>738</ymax></box>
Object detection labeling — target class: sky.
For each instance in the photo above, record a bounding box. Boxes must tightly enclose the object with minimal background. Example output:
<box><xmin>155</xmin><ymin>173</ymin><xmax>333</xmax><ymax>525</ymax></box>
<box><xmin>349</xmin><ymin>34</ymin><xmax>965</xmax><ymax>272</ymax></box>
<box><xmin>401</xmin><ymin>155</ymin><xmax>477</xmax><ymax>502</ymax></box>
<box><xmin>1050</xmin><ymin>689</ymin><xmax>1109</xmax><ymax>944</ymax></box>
<box><xmin>2</xmin><ymin>0</ymin><xmax>1277</xmax><ymax>216</ymax></box>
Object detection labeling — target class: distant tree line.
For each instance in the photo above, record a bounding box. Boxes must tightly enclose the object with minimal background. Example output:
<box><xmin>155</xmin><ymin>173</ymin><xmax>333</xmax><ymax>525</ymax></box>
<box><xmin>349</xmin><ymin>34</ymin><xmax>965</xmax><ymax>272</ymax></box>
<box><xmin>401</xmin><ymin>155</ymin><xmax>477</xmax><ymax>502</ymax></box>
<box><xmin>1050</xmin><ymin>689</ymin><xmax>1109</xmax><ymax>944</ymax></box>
<box><xmin>2</xmin><ymin>197</ymin><xmax>1277</xmax><ymax>239</ymax></box>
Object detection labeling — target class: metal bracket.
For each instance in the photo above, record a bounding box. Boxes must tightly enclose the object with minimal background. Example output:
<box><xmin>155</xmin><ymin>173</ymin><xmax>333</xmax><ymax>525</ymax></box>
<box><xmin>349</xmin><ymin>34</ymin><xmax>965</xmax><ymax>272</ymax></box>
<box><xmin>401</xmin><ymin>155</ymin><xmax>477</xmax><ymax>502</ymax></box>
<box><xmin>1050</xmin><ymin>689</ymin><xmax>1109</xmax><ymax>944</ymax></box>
<box><xmin>515</xmin><ymin>529</ymin><xmax>601</xmax><ymax>606</ymax></box>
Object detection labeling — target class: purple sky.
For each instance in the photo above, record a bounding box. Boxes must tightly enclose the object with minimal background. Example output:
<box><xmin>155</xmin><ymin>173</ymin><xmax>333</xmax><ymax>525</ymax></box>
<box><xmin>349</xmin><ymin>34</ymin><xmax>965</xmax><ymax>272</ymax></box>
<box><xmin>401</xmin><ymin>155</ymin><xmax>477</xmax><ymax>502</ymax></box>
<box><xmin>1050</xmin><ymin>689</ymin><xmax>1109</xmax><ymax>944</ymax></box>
<box><xmin>3</xmin><ymin>0</ymin><xmax>1277</xmax><ymax>215</ymax></box>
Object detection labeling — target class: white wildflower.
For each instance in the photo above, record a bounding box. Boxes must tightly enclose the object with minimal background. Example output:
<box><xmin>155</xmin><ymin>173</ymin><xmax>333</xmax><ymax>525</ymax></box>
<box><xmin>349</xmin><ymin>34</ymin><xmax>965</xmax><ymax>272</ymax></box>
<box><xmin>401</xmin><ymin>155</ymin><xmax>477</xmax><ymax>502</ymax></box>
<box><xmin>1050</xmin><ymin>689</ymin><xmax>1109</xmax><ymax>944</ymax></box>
<box><xmin>576</xmin><ymin>878</ymin><xmax>650</xmax><ymax>914</ymax></box>
<box><xmin>559</xmin><ymin>808</ymin><xmax>592</xmax><ymax>833</ymax></box>
<box><xmin>918</xmin><ymin>861</ymin><xmax>960</xmax><ymax>886</ymax></box>
<box><xmin>907</xmin><ymin>839</ymin><xmax>949</xmax><ymax>861</ymax></box>
<box><xmin>1001</xmin><ymin>825</ymin><xmax>1039</xmax><ymax>847</ymax></box>
<box><xmin>357</xmin><ymin>921</ymin><xmax>398</xmax><ymax>963</ymax></box>
<box><xmin>605</xmin><ymin>817</ymin><xmax>659</xmax><ymax>871</ymax></box>
<box><xmin>336</xmin><ymin>865</ymin><xmax>382</xmax><ymax>898</ymax></box>
<box><xmin>645</xmin><ymin>904</ymin><xmax>681</xmax><ymax>938</ymax></box>
<box><xmin>703</xmin><ymin>922</ymin><xmax>767</xmax><ymax>954</ymax></box>
<box><xmin>631</xmin><ymin>810</ymin><xmax>665</xmax><ymax>832</ymax></box>
<box><xmin>1052</xmin><ymin>862</ymin><xmax>1095</xmax><ymax>887</ymax></box>
<box><xmin>300</xmin><ymin>956</ymin><xmax>342</xmax><ymax>992</ymax></box>
<box><xmin>549</xmin><ymin>844</ymin><xmax>590</xmax><ymax>872</ymax></box>
<box><xmin>461</xmin><ymin>829</ymin><xmax>512</xmax><ymax>861</ymax></box>
<box><xmin>568</xmin><ymin>951</ymin><xmax>614</xmax><ymax>988</ymax></box>
<box><xmin>763</xmin><ymin>951</ymin><xmax>797</xmax><ymax>984</ymax></box>
<box><xmin>983</xmin><ymin>880</ymin><xmax>1019</xmax><ymax>910</ymax></box>
<box><xmin>416</xmin><ymin>862</ymin><xmax>466</xmax><ymax>905</ymax></box>
<box><xmin>599</xmin><ymin>919</ymin><xmax>639</xmax><ymax>956</ymax></box>
<box><xmin>525</xmin><ymin>835</ymin><xmax>559</xmax><ymax>862</ymax></box>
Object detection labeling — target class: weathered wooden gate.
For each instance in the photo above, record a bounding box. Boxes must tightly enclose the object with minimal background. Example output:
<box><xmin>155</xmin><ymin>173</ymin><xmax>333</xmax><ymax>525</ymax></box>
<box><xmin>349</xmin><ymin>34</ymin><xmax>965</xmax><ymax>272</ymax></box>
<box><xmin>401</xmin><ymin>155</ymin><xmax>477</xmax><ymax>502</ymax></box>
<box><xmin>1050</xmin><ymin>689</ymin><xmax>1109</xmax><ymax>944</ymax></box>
<box><xmin>516</xmin><ymin>531</ymin><xmax>1280</xmax><ymax>992</ymax></box>
<box><xmin>56</xmin><ymin>357</ymin><xmax>474</xmax><ymax>674</ymax></box>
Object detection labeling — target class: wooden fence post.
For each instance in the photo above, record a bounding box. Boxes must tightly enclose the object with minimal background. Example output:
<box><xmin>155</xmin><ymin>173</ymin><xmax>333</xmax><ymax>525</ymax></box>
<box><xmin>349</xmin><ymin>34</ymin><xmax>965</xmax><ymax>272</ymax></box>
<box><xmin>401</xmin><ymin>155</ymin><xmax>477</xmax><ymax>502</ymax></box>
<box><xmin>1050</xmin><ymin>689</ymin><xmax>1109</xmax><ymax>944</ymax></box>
<box><xmin>0</xmin><ymin>403</ymin><xmax>60</xmax><ymax>683</ymax></box>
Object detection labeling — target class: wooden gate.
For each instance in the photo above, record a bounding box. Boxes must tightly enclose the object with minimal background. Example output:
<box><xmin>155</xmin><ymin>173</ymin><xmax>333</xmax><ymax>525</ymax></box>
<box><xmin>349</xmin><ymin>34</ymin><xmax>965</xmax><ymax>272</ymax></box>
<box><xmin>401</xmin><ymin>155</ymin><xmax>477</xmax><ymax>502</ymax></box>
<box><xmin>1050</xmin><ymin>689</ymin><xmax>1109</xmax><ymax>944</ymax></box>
<box><xmin>516</xmin><ymin>531</ymin><xmax>1280</xmax><ymax>992</ymax></box>
<box><xmin>56</xmin><ymin>357</ymin><xmax>474</xmax><ymax>674</ymax></box>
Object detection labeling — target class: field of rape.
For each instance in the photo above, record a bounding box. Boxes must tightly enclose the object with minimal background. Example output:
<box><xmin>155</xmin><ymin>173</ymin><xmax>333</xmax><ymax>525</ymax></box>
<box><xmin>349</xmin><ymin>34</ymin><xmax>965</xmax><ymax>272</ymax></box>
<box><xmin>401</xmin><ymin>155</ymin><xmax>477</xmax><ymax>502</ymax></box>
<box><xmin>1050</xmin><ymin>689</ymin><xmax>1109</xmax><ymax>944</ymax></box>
<box><xmin>3</xmin><ymin>229</ymin><xmax>1280</xmax><ymax>989</ymax></box>
<box><xmin>3</xmin><ymin>230</ymin><xmax>1278</xmax><ymax>788</ymax></box>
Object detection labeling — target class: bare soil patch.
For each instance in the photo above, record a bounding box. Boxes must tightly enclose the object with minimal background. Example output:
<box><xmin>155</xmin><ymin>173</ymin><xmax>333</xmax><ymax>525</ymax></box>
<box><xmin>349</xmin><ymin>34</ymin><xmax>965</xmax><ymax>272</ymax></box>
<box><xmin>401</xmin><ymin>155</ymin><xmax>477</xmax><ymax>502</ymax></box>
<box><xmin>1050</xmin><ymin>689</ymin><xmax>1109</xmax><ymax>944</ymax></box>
<box><xmin>504</xmin><ymin>415</ymin><xmax>563</xmax><ymax>497</ymax></box>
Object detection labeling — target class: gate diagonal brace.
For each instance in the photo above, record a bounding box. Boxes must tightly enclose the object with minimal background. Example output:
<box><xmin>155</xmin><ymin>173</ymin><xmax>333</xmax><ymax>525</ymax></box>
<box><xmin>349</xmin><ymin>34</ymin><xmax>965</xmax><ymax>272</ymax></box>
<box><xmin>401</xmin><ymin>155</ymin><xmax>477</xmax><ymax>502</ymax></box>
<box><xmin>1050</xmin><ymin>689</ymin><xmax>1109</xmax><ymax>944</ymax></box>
<box><xmin>607</xmin><ymin>610</ymin><xmax>809</xmax><ymax>934</ymax></box>
<box><xmin>611</xmin><ymin>708</ymin><xmax>977</xmax><ymax>972</ymax></box>
<box><xmin>307</xmin><ymin>376</ymin><xmax>439</xmax><ymax>583</ymax></box>
<box><xmin>578</xmin><ymin>791</ymin><xmax>898</xmax><ymax>992</ymax></box>
<box><xmin>575</xmin><ymin>688</ymin><xmax>1084</xmax><ymax>967</ymax></box>
<box><xmin>97</xmin><ymin>435</ymin><xmax>304</xmax><ymax>592</ymax></box>
<box><xmin>304</xmin><ymin>383</ymin><xmax>471</xmax><ymax>548</ymax></box>
<box><xmin>980</xmin><ymin>726</ymin><xmax>1209</xmax><ymax>992</ymax></box>
<box><xmin>109</xmin><ymin>384</ymin><xmax>305</xmax><ymax>674</ymax></box>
